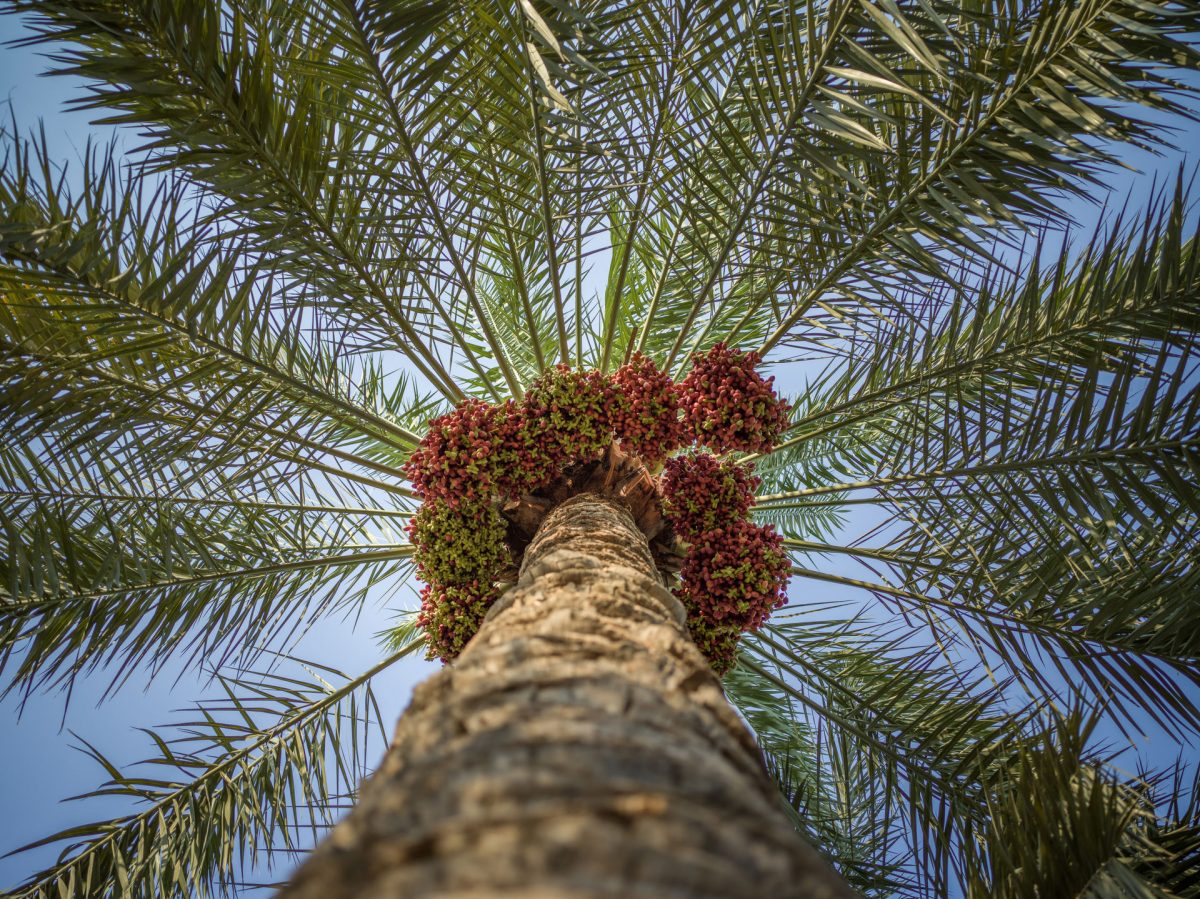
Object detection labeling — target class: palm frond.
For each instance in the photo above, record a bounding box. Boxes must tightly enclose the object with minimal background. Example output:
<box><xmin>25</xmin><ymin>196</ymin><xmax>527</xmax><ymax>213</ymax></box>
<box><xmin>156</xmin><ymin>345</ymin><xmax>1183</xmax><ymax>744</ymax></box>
<box><xmin>10</xmin><ymin>0</ymin><xmax>467</xmax><ymax>399</ymax></box>
<box><xmin>0</xmin><ymin>474</ymin><xmax>413</xmax><ymax>694</ymax></box>
<box><xmin>723</xmin><ymin>655</ymin><xmax>915</xmax><ymax>895</ymax></box>
<box><xmin>4</xmin><ymin>646</ymin><xmax>420</xmax><ymax>899</ymax></box>
<box><xmin>0</xmin><ymin>128</ymin><xmax>424</xmax><ymax>454</ymax></box>
<box><xmin>963</xmin><ymin>712</ymin><xmax>1200</xmax><ymax>898</ymax></box>
<box><xmin>754</xmin><ymin>0</ymin><xmax>1200</xmax><ymax>355</ymax></box>
<box><xmin>736</xmin><ymin>613</ymin><xmax>1038</xmax><ymax>897</ymax></box>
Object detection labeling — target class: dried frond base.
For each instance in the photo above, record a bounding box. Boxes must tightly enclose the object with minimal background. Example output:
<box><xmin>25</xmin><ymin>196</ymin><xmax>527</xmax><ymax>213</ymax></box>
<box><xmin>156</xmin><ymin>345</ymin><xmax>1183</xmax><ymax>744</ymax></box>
<box><xmin>501</xmin><ymin>441</ymin><xmax>684</xmax><ymax>581</ymax></box>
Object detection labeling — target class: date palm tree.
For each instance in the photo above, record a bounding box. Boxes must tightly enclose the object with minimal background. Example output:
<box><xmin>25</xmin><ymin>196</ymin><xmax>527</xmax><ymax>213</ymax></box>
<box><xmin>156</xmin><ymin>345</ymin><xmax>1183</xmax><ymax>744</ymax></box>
<box><xmin>2</xmin><ymin>0</ymin><xmax>1199</xmax><ymax>896</ymax></box>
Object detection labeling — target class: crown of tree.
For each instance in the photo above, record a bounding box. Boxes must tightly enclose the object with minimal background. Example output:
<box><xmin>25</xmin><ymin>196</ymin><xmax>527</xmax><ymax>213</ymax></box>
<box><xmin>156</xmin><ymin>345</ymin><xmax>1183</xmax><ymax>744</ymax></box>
<box><xmin>2</xmin><ymin>1</ymin><xmax>1199</xmax><ymax>896</ymax></box>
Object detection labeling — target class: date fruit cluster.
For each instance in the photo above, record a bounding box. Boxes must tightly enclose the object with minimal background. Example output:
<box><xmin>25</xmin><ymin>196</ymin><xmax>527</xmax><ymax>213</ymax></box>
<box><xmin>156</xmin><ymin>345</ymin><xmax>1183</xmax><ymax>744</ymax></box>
<box><xmin>403</xmin><ymin>345</ymin><xmax>791</xmax><ymax>672</ymax></box>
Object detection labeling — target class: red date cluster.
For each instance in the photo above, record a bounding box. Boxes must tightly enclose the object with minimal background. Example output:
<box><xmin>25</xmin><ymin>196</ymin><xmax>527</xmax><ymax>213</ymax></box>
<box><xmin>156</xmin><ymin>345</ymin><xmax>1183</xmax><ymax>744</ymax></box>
<box><xmin>676</xmin><ymin>520</ymin><xmax>789</xmax><ymax>631</ymax></box>
<box><xmin>610</xmin><ymin>354</ymin><xmax>687</xmax><ymax>464</ymax></box>
<box><xmin>663</xmin><ymin>455</ymin><xmax>789</xmax><ymax>675</ymax></box>
<box><xmin>404</xmin><ymin>348</ymin><xmax>792</xmax><ymax>668</ymax></box>
<box><xmin>402</xmin><ymin>399</ymin><xmax>537</xmax><ymax>507</ymax></box>
<box><xmin>661</xmin><ymin>453</ymin><xmax>760</xmax><ymax>539</ymax></box>
<box><xmin>679</xmin><ymin>342</ymin><xmax>791</xmax><ymax>454</ymax></box>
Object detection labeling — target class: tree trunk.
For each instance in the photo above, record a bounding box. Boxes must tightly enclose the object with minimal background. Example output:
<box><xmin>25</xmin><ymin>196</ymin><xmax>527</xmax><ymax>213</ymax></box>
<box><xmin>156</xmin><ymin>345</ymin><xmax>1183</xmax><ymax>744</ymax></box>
<box><xmin>279</xmin><ymin>494</ymin><xmax>854</xmax><ymax>898</ymax></box>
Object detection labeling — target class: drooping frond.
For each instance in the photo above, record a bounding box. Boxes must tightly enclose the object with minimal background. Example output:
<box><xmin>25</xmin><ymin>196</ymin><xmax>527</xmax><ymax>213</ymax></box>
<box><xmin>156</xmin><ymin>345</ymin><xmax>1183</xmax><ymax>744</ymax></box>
<box><xmin>0</xmin><ymin>130</ymin><xmax>422</xmax><ymax>456</ymax></box>
<box><xmin>749</xmin><ymin>0</ymin><xmax>1200</xmax><ymax>357</ymax></box>
<box><xmin>723</xmin><ymin>651</ymin><xmax>915</xmax><ymax>895</ymax></box>
<box><xmin>0</xmin><ymin>126</ymin><xmax>422</xmax><ymax>695</ymax></box>
<box><xmin>9</xmin><ymin>0</ymin><xmax>468</xmax><ymax>398</ymax></box>
<box><xmin>0</xmin><ymin>474</ymin><xmax>411</xmax><ymax>696</ymax></box>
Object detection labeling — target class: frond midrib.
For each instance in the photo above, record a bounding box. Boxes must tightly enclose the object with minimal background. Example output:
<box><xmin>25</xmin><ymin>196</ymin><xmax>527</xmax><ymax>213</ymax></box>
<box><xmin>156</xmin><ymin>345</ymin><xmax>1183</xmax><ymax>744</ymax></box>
<box><xmin>756</xmin><ymin>0</ymin><xmax>1135</xmax><ymax>355</ymax></box>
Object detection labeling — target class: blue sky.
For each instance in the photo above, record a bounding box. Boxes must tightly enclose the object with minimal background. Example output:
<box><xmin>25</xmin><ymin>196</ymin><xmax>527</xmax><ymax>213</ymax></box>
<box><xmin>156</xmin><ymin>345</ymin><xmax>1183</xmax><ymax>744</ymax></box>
<box><xmin>1</xmin><ymin>5</ymin><xmax>1198</xmax><ymax>896</ymax></box>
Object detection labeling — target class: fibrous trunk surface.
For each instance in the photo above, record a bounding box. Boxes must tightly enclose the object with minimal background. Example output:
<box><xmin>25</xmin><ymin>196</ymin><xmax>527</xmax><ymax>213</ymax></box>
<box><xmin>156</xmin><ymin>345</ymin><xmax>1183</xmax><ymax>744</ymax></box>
<box><xmin>280</xmin><ymin>494</ymin><xmax>853</xmax><ymax>898</ymax></box>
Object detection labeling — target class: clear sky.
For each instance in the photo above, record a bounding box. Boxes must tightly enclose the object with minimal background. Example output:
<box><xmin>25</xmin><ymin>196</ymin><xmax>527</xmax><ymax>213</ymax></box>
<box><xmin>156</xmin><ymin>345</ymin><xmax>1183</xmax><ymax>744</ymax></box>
<box><xmin>1</xmin><ymin>6</ymin><xmax>1198</xmax><ymax>897</ymax></box>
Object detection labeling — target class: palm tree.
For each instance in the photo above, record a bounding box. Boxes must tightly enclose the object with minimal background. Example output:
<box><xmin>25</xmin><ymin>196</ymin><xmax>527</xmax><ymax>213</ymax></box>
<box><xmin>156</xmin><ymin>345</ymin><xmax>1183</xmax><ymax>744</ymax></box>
<box><xmin>2</xmin><ymin>0</ymin><xmax>1199</xmax><ymax>895</ymax></box>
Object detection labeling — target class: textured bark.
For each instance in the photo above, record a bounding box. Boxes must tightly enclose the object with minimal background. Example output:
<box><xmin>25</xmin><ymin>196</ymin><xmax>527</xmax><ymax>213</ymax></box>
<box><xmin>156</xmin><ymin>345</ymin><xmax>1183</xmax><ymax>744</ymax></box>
<box><xmin>280</xmin><ymin>494</ymin><xmax>855</xmax><ymax>898</ymax></box>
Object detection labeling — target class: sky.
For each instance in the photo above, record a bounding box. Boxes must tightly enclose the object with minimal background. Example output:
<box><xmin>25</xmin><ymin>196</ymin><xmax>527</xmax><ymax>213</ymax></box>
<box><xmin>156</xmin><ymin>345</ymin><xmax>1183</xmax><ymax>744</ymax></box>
<box><xmin>0</xmin><ymin>5</ymin><xmax>1198</xmax><ymax>897</ymax></box>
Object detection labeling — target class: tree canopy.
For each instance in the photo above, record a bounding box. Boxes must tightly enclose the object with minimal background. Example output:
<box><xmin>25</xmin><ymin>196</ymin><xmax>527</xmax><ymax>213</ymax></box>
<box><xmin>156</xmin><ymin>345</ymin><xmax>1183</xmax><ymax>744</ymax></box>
<box><xmin>1</xmin><ymin>0</ymin><xmax>1199</xmax><ymax>896</ymax></box>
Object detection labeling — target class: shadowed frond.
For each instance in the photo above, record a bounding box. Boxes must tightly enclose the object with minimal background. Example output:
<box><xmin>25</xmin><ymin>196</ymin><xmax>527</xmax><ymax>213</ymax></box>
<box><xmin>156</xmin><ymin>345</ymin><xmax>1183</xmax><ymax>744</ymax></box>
<box><xmin>962</xmin><ymin>713</ymin><xmax>1200</xmax><ymax>898</ymax></box>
